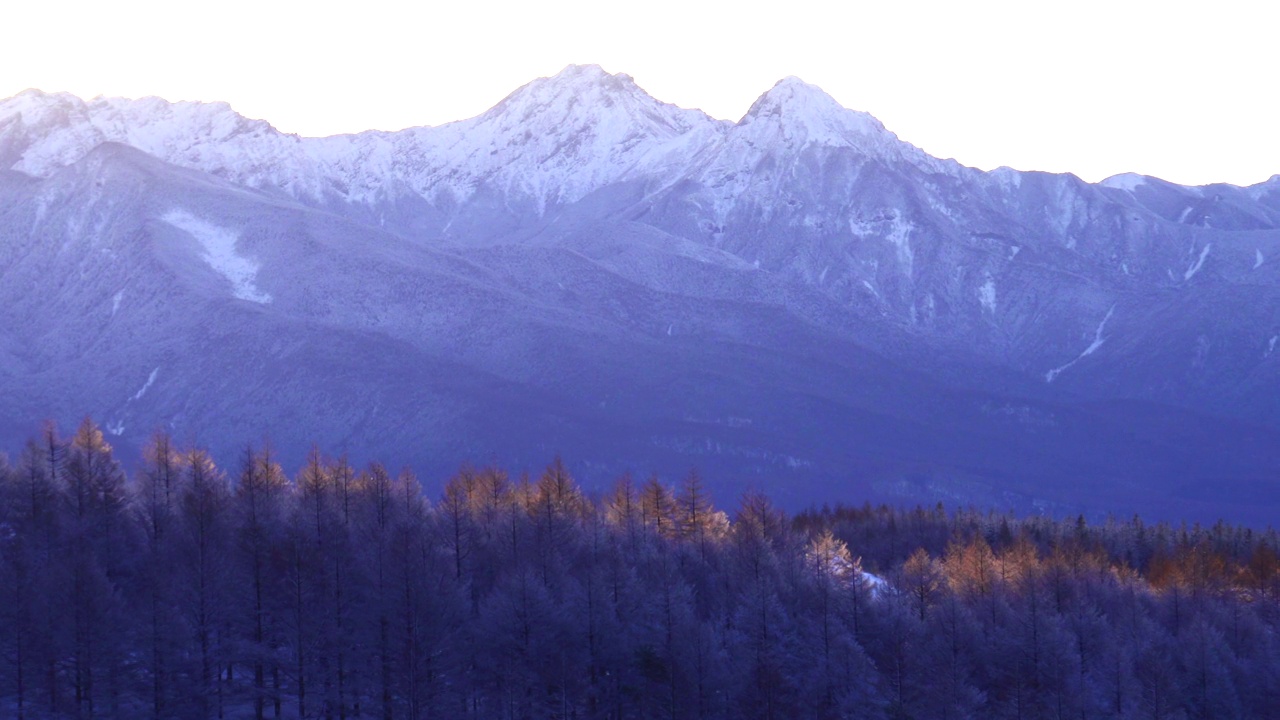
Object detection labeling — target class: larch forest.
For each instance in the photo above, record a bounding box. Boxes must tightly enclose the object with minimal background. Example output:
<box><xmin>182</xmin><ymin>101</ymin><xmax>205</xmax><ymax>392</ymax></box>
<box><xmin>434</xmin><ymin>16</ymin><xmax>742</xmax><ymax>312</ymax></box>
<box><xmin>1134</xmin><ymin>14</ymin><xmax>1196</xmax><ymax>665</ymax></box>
<box><xmin>1</xmin><ymin>418</ymin><xmax>1279</xmax><ymax>720</ymax></box>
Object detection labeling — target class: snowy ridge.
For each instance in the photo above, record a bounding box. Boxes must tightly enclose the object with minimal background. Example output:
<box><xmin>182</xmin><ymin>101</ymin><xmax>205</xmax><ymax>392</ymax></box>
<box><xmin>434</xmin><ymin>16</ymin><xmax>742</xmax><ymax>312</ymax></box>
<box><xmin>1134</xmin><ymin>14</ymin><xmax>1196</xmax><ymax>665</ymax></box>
<box><xmin>0</xmin><ymin>68</ymin><xmax>728</xmax><ymax>211</ymax></box>
<box><xmin>3</xmin><ymin>70</ymin><xmax>1265</xmax><ymax>226</ymax></box>
<box><xmin>1</xmin><ymin>67</ymin><xmax>958</xmax><ymax>219</ymax></box>
<box><xmin>0</xmin><ymin>90</ymin><xmax>326</xmax><ymax>195</ymax></box>
<box><xmin>2</xmin><ymin>69</ymin><xmax>1273</xmax><ymax>266</ymax></box>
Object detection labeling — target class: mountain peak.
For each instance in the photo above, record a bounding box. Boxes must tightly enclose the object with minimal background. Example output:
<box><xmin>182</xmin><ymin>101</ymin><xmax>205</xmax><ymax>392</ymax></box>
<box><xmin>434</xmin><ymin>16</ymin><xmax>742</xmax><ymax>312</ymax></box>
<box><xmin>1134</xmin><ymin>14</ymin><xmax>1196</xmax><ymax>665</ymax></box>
<box><xmin>742</xmin><ymin>76</ymin><xmax>848</xmax><ymax>123</ymax></box>
<box><xmin>477</xmin><ymin>63</ymin><xmax>714</xmax><ymax>141</ymax></box>
<box><xmin>0</xmin><ymin>88</ymin><xmax>88</xmax><ymax>123</ymax></box>
<box><xmin>736</xmin><ymin>75</ymin><xmax>904</xmax><ymax>156</ymax></box>
<box><xmin>550</xmin><ymin>63</ymin><xmax>619</xmax><ymax>82</ymax></box>
<box><xmin>543</xmin><ymin>64</ymin><xmax>654</xmax><ymax>93</ymax></box>
<box><xmin>424</xmin><ymin>64</ymin><xmax>722</xmax><ymax>209</ymax></box>
<box><xmin>497</xmin><ymin>64</ymin><xmax>643</xmax><ymax>106</ymax></box>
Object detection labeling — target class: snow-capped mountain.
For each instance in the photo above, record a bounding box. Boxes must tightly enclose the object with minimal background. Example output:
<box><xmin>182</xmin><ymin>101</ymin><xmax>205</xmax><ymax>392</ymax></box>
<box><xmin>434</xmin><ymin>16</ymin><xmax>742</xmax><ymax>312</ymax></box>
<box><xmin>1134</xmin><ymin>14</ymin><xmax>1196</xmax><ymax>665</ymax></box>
<box><xmin>2</xmin><ymin>66</ymin><xmax>1278</xmax><ymax>523</ymax></box>
<box><xmin>1</xmin><ymin>65</ymin><xmax>724</xmax><ymax>211</ymax></box>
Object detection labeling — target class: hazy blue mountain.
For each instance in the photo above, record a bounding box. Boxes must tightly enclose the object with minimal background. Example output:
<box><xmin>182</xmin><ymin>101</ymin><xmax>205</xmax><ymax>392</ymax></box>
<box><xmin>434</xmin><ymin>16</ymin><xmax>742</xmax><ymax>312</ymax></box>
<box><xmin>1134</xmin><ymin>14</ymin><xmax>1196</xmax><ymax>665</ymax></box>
<box><xmin>2</xmin><ymin>65</ymin><xmax>1278</xmax><ymax>523</ymax></box>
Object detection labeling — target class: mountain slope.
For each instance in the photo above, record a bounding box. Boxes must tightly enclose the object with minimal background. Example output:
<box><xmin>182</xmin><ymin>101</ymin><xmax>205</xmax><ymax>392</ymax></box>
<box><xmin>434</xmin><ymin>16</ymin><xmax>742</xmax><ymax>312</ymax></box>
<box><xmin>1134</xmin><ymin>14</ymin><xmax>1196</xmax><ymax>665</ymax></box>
<box><xmin>1</xmin><ymin>67</ymin><xmax>1278</xmax><ymax>523</ymax></box>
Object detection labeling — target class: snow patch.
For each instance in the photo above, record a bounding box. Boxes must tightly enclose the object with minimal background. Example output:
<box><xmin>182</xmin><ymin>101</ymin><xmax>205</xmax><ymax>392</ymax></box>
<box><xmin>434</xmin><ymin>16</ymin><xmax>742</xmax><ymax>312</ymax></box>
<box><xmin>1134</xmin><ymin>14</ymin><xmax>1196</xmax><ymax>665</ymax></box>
<box><xmin>133</xmin><ymin>367</ymin><xmax>159</xmax><ymax>401</ymax></box>
<box><xmin>1255</xmin><ymin>249</ymin><xmax>1264</xmax><ymax>269</ymax></box>
<box><xmin>1046</xmin><ymin>305</ymin><xmax>1115</xmax><ymax>382</ymax></box>
<box><xmin>163</xmin><ymin>210</ymin><xmax>271</xmax><ymax>303</ymax></box>
<box><xmin>978</xmin><ymin>278</ymin><xmax>996</xmax><ymax>313</ymax></box>
<box><xmin>928</xmin><ymin>198</ymin><xmax>958</xmax><ymax>223</ymax></box>
<box><xmin>991</xmin><ymin>166</ymin><xmax>1022</xmax><ymax>191</ymax></box>
<box><xmin>1008</xmin><ymin>246</ymin><xmax>1020</xmax><ymax>260</ymax></box>
<box><xmin>111</xmin><ymin>290</ymin><xmax>123</xmax><ymax>316</ymax></box>
<box><xmin>107</xmin><ymin>420</ymin><xmax>125</xmax><ymax>437</ymax></box>
<box><xmin>1268</xmin><ymin>336</ymin><xmax>1277</xmax><ymax>357</ymax></box>
<box><xmin>1100</xmin><ymin>173</ymin><xmax>1146</xmax><ymax>192</ymax></box>
<box><xmin>862</xmin><ymin>571</ymin><xmax>887</xmax><ymax>598</ymax></box>
<box><xmin>850</xmin><ymin>211</ymin><xmax>914</xmax><ymax>276</ymax></box>
<box><xmin>1184</xmin><ymin>244</ymin><xmax>1211</xmax><ymax>281</ymax></box>
<box><xmin>887</xmin><ymin>217</ymin><xmax>914</xmax><ymax>277</ymax></box>
<box><xmin>1177</xmin><ymin>207</ymin><xmax>1193</xmax><ymax>223</ymax></box>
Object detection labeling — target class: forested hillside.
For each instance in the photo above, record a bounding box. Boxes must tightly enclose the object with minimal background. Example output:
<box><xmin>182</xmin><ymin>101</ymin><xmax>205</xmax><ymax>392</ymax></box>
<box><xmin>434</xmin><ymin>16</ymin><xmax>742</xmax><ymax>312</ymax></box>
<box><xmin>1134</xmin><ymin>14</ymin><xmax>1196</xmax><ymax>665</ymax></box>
<box><xmin>1</xmin><ymin>418</ymin><xmax>1278</xmax><ymax>719</ymax></box>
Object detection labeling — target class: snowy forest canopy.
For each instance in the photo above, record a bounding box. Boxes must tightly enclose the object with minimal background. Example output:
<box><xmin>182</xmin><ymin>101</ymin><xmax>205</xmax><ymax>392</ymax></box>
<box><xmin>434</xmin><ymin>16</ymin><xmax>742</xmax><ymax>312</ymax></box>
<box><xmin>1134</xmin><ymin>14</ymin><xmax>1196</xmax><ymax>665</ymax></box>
<box><xmin>1</xmin><ymin>418</ymin><xmax>1279</xmax><ymax>720</ymax></box>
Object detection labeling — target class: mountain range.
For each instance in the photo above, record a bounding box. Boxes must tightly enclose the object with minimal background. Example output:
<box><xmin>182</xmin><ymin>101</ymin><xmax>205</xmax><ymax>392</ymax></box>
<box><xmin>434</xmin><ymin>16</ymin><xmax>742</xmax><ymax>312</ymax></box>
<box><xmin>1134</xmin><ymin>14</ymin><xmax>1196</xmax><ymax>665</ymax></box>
<box><xmin>2</xmin><ymin>64</ymin><xmax>1278</xmax><ymax>523</ymax></box>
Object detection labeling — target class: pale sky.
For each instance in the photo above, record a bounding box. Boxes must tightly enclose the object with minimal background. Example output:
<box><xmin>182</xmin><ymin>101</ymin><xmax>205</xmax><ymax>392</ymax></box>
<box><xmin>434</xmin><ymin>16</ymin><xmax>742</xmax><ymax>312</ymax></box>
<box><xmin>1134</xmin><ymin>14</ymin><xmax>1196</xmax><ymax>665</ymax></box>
<box><xmin>4</xmin><ymin>0</ymin><xmax>1276</xmax><ymax>186</ymax></box>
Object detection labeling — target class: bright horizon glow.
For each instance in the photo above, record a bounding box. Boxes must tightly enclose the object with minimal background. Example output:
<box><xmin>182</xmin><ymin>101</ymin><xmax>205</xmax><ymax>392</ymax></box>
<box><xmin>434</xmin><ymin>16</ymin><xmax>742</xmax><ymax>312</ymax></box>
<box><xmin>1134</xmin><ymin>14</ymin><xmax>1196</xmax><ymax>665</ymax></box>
<box><xmin>3</xmin><ymin>0</ymin><xmax>1276</xmax><ymax>187</ymax></box>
